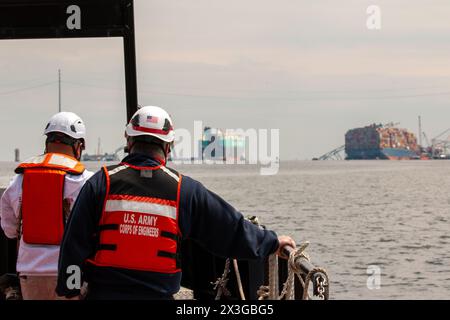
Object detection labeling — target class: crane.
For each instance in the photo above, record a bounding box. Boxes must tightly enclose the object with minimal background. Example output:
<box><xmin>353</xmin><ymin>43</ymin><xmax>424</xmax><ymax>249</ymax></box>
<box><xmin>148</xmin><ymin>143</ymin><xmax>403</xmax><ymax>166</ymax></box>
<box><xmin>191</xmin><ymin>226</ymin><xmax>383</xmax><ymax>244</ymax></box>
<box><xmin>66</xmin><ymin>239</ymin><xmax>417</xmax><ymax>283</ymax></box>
<box><xmin>429</xmin><ymin>128</ymin><xmax>450</xmax><ymax>159</ymax></box>
<box><xmin>431</xmin><ymin>127</ymin><xmax>450</xmax><ymax>141</ymax></box>
<box><xmin>422</xmin><ymin>132</ymin><xmax>430</xmax><ymax>148</ymax></box>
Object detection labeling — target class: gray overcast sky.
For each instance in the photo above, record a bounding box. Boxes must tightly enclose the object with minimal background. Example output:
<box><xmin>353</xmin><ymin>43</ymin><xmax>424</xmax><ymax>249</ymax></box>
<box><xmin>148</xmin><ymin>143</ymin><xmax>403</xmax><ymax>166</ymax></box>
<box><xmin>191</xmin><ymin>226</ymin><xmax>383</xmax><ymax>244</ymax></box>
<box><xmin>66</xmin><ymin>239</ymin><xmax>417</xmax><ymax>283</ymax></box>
<box><xmin>1</xmin><ymin>0</ymin><xmax>450</xmax><ymax>161</ymax></box>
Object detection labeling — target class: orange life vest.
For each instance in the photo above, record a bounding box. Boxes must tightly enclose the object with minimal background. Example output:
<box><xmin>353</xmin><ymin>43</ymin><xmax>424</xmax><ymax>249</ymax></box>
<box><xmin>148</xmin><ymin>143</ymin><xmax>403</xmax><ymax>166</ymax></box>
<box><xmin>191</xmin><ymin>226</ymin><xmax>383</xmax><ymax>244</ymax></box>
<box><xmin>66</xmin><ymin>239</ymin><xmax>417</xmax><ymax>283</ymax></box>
<box><xmin>89</xmin><ymin>163</ymin><xmax>182</xmax><ymax>274</ymax></box>
<box><xmin>15</xmin><ymin>153</ymin><xmax>85</xmax><ymax>245</ymax></box>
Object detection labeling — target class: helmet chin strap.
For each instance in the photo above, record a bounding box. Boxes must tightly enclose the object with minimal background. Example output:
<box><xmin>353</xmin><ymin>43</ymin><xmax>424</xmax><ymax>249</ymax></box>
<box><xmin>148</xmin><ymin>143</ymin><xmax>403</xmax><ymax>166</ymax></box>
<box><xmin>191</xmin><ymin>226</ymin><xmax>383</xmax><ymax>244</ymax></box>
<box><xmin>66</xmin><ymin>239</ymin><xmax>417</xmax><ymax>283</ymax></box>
<box><xmin>72</xmin><ymin>144</ymin><xmax>82</xmax><ymax>161</ymax></box>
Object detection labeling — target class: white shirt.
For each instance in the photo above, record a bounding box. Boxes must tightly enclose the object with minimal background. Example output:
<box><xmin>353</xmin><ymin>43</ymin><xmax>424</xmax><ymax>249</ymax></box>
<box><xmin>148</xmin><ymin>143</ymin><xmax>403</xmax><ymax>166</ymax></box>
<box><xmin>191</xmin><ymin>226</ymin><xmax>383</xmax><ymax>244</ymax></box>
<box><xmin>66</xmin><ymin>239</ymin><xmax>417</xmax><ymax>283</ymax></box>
<box><xmin>0</xmin><ymin>169</ymin><xmax>93</xmax><ymax>276</ymax></box>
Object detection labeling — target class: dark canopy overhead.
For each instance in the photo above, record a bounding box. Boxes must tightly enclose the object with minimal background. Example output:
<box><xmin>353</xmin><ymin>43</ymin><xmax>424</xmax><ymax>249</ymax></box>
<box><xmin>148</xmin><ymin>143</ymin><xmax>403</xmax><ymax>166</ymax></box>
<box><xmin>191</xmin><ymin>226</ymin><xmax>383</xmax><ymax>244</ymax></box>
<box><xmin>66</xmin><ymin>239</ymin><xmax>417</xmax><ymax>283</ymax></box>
<box><xmin>0</xmin><ymin>0</ymin><xmax>138</xmax><ymax>121</ymax></box>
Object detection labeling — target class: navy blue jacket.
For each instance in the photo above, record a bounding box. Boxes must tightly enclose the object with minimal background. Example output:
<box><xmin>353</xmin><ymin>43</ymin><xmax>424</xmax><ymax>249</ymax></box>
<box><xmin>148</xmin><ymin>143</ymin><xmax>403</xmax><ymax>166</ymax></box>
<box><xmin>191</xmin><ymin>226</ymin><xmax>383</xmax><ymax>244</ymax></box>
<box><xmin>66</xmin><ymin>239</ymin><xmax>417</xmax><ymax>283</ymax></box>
<box><xmin>56</xmin><ymin>154</ymin><xmax>279</xmax><ymax>299</ymax></box>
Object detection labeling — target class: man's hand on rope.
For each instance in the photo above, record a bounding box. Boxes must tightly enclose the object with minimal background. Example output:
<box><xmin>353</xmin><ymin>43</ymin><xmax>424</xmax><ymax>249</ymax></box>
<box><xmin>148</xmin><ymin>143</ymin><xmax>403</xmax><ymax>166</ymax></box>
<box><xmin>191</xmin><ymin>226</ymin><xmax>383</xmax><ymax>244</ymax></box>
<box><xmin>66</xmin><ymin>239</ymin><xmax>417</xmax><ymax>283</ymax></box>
<box><xmin>276</xmin><ymin>235</ymin><xmax>296</xmax><ymax>257</ymax></box>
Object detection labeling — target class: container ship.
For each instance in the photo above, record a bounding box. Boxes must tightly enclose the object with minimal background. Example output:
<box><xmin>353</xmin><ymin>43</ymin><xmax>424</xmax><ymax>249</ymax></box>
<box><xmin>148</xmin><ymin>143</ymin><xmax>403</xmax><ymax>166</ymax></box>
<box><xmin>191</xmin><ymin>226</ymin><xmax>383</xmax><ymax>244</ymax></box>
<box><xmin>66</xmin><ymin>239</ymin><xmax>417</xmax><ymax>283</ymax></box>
<box><xmin>201</xmin><ymin>126</ymin><xmax>246</xmax><ymax>161</ymax></box>
<box><xmin>345</xmin><ymin>123</ymin><xmax>420</xmax><ymax>160</ymax></box>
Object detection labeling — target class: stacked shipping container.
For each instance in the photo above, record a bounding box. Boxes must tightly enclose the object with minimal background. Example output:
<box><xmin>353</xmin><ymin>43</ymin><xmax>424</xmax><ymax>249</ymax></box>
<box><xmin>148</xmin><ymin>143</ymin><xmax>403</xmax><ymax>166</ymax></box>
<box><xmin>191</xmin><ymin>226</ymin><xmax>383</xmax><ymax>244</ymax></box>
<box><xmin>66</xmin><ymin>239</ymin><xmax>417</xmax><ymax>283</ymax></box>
<box><xmin>345</xmin><ymin>124</ymin><xmax>419</xmax><ymax>160</ymax></box>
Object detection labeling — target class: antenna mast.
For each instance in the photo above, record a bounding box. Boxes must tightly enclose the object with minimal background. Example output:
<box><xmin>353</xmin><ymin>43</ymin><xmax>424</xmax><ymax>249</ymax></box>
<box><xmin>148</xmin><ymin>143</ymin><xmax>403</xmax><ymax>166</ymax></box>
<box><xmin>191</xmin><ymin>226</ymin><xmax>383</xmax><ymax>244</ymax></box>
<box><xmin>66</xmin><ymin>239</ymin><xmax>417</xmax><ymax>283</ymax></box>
<box><xmin>58</xmin><ymin>69</ymin><xmax>61</xmax><ymax>112</ymax></box>
<box><xmin>418</xmin><ymin>115</ymin><xmax>422</xmax><ymax>147</ymax></box>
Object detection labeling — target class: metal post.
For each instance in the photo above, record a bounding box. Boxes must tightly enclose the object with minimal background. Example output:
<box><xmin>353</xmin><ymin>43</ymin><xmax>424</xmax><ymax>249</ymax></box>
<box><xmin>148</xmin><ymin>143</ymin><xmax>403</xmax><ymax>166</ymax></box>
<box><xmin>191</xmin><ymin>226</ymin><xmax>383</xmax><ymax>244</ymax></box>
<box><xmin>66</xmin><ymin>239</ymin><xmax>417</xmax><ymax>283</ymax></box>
<box><xmin>418</xmin><ymin>116</ymin><xmax>422</xmax><ymax>148</ymax></box>
<box><xmin>58</xmin><ymin>69</ymin><xmax>61</xmax><ymax>112</ymax></box>
<box><xmin>123</xmin><ymin>1</ymin><xmax>138</xmax><ymax>122</ymax></box>
<box><xmin>0</xmin><ymin>189</ymin><xmax>17</xmax><ymax>278</ymax></box>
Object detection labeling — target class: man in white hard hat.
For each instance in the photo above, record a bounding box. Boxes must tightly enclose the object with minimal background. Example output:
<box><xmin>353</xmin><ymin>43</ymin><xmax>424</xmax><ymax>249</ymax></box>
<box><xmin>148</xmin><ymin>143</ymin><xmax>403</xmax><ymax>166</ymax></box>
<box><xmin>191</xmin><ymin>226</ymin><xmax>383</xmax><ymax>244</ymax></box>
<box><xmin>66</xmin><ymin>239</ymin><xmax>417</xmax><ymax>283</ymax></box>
<box><xmin>57</xmin><ymin>106</ymin><xmax>295</xmax><ymax>299</ymax></box>
<box><xmin>0</xmin><ymin>112</ymin><xmax>93</xmax><ymax>300</ymax></box>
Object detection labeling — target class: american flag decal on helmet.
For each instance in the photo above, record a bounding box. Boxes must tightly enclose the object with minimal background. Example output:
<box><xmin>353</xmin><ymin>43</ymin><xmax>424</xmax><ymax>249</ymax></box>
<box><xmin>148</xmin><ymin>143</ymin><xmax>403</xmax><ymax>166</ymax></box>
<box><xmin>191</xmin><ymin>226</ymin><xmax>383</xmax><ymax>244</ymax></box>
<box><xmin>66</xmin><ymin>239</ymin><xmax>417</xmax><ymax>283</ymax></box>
<box><xmin>147</xmin><ymin>115</ymin><xmax>159</xmax><ymax>123</ymax></box>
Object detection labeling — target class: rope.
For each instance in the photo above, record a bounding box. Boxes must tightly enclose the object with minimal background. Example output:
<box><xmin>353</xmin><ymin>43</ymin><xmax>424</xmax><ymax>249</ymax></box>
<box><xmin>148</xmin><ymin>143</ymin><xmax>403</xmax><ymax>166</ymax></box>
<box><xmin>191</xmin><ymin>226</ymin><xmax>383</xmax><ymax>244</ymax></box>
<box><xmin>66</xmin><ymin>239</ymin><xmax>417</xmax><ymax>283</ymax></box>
<box><xmin>257</xmin><ymin>241</ymin><xmax>329</xmax><ymax>300</ymax></box>
<box><xmin>212</xmin><ymin>258</ymin><xmax>248</xmax><ymax>300</ymax></box>
<box><xmin>257</xmin><ymin>286</ymin><xmax>269</xmax><ymax>300</ymax></box>
<box><xmin>4</xmin><ymin>287</ymin><xmax>21</xmax><ymax>300</ymax></box>
<box><xmin>278</xmin><ymin>242</ymin><xmax>310</xmax><ymax>300</ymax></box>
<box><xmin>232</xmin><ymin>259</ymin><xmax>246</xmax><ymax>300</ymax></box>
<box><xmin>213</xmin><ymin>216</ymin><xmax>330</xmax><ymax>300</ymax></box>
<box><xmin>212</xmin><ymin>258</ymin><xmax>231</xmax><ymax>300</ymax></box>
<box><xmin>268</xmin><ymin>254</ymin><xmax>279</xmax><ymax>299</ymax></box>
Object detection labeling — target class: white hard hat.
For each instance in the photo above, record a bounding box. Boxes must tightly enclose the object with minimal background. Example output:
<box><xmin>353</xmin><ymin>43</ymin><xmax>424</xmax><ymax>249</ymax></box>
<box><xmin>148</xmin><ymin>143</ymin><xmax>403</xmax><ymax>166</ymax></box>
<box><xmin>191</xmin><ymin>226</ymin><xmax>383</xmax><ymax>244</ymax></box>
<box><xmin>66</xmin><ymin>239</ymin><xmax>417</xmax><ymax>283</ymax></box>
<box><xmin>126</xmin><ymin>106</ymin><xmax>174</xmax><ymax>143</ymax></box>
<box><xmin>44</xmin><ymin>112</ymin><xmax>86</xmax><ymax>140</ymax></box>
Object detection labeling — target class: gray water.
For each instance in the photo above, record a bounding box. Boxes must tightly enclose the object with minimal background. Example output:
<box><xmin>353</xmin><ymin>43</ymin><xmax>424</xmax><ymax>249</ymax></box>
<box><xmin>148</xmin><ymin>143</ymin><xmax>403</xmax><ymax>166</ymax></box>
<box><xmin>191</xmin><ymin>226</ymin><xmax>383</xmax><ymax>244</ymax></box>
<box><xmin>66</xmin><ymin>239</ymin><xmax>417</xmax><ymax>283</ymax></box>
<box><xmin>1</xmin><ymin>160</ymin><xmax>450</xmax><ymax>299</ymax></box>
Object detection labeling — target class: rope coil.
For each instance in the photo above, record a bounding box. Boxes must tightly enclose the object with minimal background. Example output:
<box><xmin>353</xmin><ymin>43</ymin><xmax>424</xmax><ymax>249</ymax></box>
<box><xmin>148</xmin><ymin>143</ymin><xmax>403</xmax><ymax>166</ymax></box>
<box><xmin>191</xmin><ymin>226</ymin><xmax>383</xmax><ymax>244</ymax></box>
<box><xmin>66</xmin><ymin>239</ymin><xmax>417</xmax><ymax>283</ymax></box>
<box><xmin>258</xmin><ymin>241</ymin><xmax>330</xmax><ymax>300</ymax></box>
<box><xmin>213</xmin><ymin>216</ymin><xmax>330</xmax><ymax>300</ymax></box>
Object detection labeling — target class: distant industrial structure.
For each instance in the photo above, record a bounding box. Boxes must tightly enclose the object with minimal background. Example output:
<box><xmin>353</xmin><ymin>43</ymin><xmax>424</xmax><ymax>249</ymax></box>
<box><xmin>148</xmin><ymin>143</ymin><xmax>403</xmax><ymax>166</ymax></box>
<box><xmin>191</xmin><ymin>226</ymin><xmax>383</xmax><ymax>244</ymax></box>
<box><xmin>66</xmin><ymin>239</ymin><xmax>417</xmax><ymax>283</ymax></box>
<box><xmin>420</xmin><ymin>127</ymin><xmax>450</xmax><ymax>160</ymax></box>
<box><xmin>81</xmin><ymin>138</ymin><xmax>124</xmax><ymax>162</ymax></box>
<box><xmin>14</xmin><ymin>149</ymin><xmax>20</xmax><ymax>162</ymax></box>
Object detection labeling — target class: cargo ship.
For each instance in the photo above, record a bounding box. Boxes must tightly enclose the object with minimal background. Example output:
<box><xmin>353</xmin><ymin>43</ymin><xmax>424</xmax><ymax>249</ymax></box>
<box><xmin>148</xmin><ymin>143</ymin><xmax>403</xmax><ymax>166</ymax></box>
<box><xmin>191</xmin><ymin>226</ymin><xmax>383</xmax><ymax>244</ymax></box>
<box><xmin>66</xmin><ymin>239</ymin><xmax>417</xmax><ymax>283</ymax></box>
<box><xmin>201</xmin><ymin>126</ymin><xmax>246</xmax><ymax>161</ymax></box>
<box><xmin>345</xmin><ymin>123</ymin><xmax>420</xmax><ymax>160</ymax></box>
